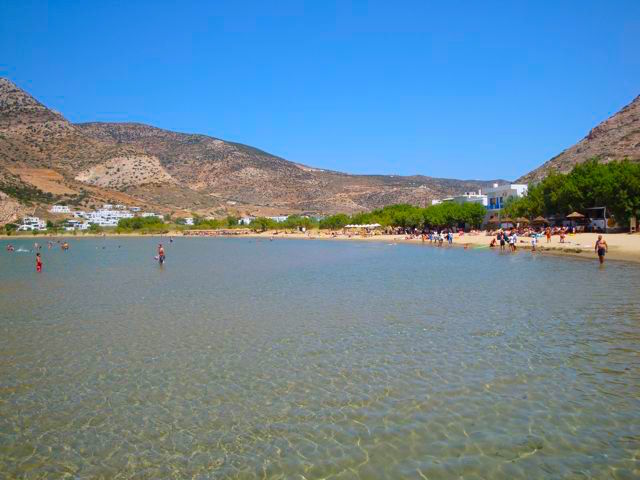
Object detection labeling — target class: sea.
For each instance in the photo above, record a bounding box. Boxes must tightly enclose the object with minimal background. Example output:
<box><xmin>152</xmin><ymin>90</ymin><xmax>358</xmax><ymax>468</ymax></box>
<box><xmin>1</xmin><ymin>237</ymin><xmax>638</xmax><ymax>478</ymax></box>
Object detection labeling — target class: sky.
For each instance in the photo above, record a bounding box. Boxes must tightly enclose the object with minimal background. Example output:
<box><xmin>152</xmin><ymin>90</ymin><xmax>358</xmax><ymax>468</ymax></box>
<box><xmin>1</xmin><ymin>1</ymin><xmax>638</xmax><ymax>180</ymax></box>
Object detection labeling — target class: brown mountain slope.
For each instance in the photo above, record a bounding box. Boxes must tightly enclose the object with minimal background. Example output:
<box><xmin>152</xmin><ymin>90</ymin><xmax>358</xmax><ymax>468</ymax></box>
<box><xmin>518</xmin><ymin>95</ymin><xmax>640</xmax><ymax>183</ymax></box>
<box><xmin>77</xmin><ymin>122</ymin><xmax>504</xmax><ymax>213</ymax></box>
<box><xmin>1</xmin><ymin>78</ymin><xmax>504</xmax><ymax>215</ymax></box>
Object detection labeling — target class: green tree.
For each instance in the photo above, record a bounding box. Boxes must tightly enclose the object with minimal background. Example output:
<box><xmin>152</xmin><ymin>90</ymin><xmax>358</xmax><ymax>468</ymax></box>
<box><xmin>319</xmin><ymin>214</ymin><xmax>350</xmax><ymax>230</ymax></box>
<box><xmin>251</xmin><ymin>217</ymin><xmax>277</xmax><ymax>232</ymax></box>
<box><xmin>4</xmin><ymin>223</ymin><xmax>17</xmax><ymax>236</ymax></box>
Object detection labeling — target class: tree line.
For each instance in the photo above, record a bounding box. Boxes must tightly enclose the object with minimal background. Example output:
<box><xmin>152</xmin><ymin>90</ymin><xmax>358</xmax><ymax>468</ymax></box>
<box><xmin>504</xmin><ymin>159</ymin><xmax>640</xmax><ymax>225</ymax></box>
<box><xmin>319</xmin><ymin>202</ymin><xmax>487</xmax><ymax>230</ymax></box>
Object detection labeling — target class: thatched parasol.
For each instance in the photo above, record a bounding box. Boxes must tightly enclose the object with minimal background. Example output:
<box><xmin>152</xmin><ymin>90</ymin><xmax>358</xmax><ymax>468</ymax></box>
<box><xmin>532</xmin><ymin>216</ymin><xmax>548</xmax><ymax>224</ymax></box>
<box><xmin>516</xmin><ymin>217</ymin><xmax>529</xmax><ymax>223</ymax></box>
<box><xmin>566</xmin><ymin>211</ymin><xmax>585</xmax><ymax>219</ymax></box>
<box><xmin>500</xmin><ymin>217</ymin><xmax>513</xmax><ymax>223</ymax></box>
<box><xmin>487</xmin><ymin>216</ymin><xmax>500</xmax><ymax>223</ymax></box>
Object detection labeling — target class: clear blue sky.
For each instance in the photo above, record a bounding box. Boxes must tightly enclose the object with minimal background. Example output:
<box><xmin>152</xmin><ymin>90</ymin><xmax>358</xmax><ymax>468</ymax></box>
<box><xmin>1</xmin><ymin>1</ymin><xmax>638</xmax><ymax>180</ymax></box>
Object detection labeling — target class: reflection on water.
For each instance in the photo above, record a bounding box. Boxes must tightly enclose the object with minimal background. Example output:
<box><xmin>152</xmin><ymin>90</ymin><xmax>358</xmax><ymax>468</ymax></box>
<box><xmin>1</xmin><ymin>237</ymin><xmax>639</xmax><ymax>478</ymax></box>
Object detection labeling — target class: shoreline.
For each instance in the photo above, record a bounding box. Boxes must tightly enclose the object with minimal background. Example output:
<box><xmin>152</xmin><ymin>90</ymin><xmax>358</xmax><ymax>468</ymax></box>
<box><xmin>2</xmin><ymin>230</ymin><xmax>639</xmax><ymax>264</ymax></box>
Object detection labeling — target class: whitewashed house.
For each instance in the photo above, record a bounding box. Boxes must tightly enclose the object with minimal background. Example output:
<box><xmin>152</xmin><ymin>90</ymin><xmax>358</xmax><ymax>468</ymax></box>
<box><xmin>238</xmin><ymin>216</ymin><xmax>255</xmax><ymax>225</ymax></box>
<box><xmin>485</xmin><ymin>184</ymin><xmax>528</xmax><ymax>211</ymax></box>
<box><xmin>49</xmin><ymin>205</ymin><xmax>71</xmax><ymax>214</ymax></box>
<box><xmin>64</xmin><ymin>219</ymin><xmax>90</xmax><ymax>231</ymax></box>
<box><xmin>17</xmin><ymin>217</ymin><xmax>47</xmax><ymax>231</ymax></box>
<box><xmin>451</xmin><ymin>191</ymin><xmax>488</xmax><ymax>207</ymax></box>
<box><xmin>184</xmin><ymin>217</ymin><xmax>195</xmax><ymax>226</ymax></box>
<box><xmin>87</xmin><ymin>209</ymin><xmax>134</xmax><ymax>227</ymax></box>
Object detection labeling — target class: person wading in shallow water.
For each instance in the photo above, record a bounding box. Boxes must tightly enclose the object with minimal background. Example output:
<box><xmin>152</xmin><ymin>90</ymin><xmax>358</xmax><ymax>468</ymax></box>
<box><xmin>157</xmin><ymin>243</ymin><xmax>165</xmax><ymax>265</ymax></box>
<box><xmin>36</xmin><ymin>252</ymin><xmax>42</xmax><ymax>273</ymax></box>
<box><xmin>595</xmin><ymin>235</ymin><xmax>608</xmax><ymax>265</ymax></box>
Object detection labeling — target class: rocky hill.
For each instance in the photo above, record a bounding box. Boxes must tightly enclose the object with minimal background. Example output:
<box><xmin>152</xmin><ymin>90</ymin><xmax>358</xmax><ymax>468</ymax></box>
<box><xmin>518</xmin><ymin>95</ymin><xmax>640</xmax><ymax>183</ymax></box>
<box><xmin>0</xmin><ymin>78</ymin><xmax>503</xmax><ymax>216</ymax></box>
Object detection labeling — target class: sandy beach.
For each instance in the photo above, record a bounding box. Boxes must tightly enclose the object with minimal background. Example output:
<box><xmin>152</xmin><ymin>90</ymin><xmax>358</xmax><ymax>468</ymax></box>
<box><xmin>3</xmin><ymin>230</ymin><xmax>640</xmax><ymax>264</ymax></box>
<box><xmin>253</xmin><ymin>230</ymin><xmax>640</xmax><ymax>263</ymax></box>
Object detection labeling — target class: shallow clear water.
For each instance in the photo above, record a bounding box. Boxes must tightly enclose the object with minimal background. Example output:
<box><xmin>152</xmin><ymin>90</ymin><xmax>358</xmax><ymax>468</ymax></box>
<box><xmin>0</xmin><ymin>237</ymin><xmax>639</xmax><ymax>479</ymax></box>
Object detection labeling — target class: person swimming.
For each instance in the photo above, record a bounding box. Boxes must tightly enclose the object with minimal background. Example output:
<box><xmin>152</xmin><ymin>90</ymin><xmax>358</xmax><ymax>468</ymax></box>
<box><xmin>157</xmin><ymin>243</ymin><xmax>165</xmax><ymax>264</ymax></box>
<box><xmin>36</xmin><ymin>252</ymin><xmax>42</xmax><ymax>273</ymax></box>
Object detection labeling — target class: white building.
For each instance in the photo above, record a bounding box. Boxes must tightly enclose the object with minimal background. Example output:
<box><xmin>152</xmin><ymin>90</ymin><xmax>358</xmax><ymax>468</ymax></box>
<box><xmin>431</xmin><ymin>191</ymin><xmax>487</xmax><ymax>207</ymax></box>
<box><xmin>49</xmin><ymin>205</ymin><xmax>71</xmax><ymax>214</ymax></box>
<box><xmin>17</xmin><ymin>216</ymin><xmax>47</xmax><ymax>231</ymax></box>
<box><xmin>64</xmin><ymin>219</ymin><xmax>90</xmax><ymax>231</ymax></box>
<box><xmin>73</xmin><ymin>211</ymin><xmax>87</xmax><ymax>219</ymax></box>
<box><xmin>238</xmin><ymin>216</ymin><xmax>255</xmax><ymax>225</ymax></box>
<box><xmin>102</xmin><ymin>204</ymin><xmax>114</xmax><ymax>210</ymax></box>
<box><xmin>87</xmin><ymin>209</ymin><xmax>134</xmax><ymax>227</ymax></box>
<box><xmin>268</xmin><ymin>215</ymin><xmax>289</xmax><ymax>223</ymax></box>
<box><xmin>129</xmin><ymin>206</ymin><xmax>141</xmax><ymax>212</ymax></box>
<box><xmin>485</xmin><ymin>183</ymin><xmax>528</xmax><ymax>211</ymax></box>
<box><xmin>141</xmin><ymin>212</ymin><xmax>163</xmax><ymax>219</ymax></box>
<box><xmin>451</xmin><ymin>191</ymin><xmax>488</xmax><ymax>207</ymax></box>
<box><xmin>184</xmin><ymin>217</ymin><xmax>194</xmax><ymax>226</ymax></box>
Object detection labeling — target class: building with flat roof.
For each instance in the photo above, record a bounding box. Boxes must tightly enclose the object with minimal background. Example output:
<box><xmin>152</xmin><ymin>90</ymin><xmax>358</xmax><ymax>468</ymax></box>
<box><xmin>17</xmin><ymin>217</ymin><xmax>47</xmax><ymax>231</ymax></box>
<box><xmin>485</xmin><ymin>183</ymin><xmax>528</xmax><ymax>211</ymax></box>
<box><xmin>50</xmin><ymin>205</ymin><xmax>71</xmax><ymax>214</ymax></box>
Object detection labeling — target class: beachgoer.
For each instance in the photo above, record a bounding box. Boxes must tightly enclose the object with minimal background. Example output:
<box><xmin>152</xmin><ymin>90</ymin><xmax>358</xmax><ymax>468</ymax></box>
<box><xmin>498</xmin><ymin>230</ymin><xmax>506</xmax><ymax>251</ymax></box>
<box><xmin>36</xmin><ymin>252</ymin><xmax>42</xmax><ymax>273</ymax></box>
<box><xmin>545</xmin><ymin>227</ymin><xmax>551</xmax><ymax>244</ymax></box>
<box><xmin>157</xmin><ymin>243</ymin><xmax>165</xmax><ymax>264</ymax></box>
<box><xmin>510</xmin><ymin>232</ymin><xmax>517</xmax><ymax>251</ymax></box>
<box><xmin>531</xmin><ymin>234</ymin><xmax>537</xmax><ymax>252</ymax></box>
<box><xmin>490</xmin><ymin>238</ymin><xmax>497</xmax><ymax>248</ymax></box>
<box><xmin>595</xmin><ymin>235</ymin><xmax>608</xmax><ymax>265</ymax></box>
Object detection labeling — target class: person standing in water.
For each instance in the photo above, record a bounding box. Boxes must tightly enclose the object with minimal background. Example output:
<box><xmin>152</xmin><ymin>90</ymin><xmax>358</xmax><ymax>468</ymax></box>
<box><xmin>595</xmin><ymin>235</ymin><xmax>608</xmax><ymax>265</ymax></box>
<box><xmin>498</xmin><ymin>230</ymin><xmax>506</xmax><ymax>251</ymax></box>
<box><xmin>157</xmin><ymin>243</ymin><xmax>165</xmax><ymax>264</ymax></box>
<box><xmin>36</xmin><ymin>252</ymin><xmax>42</xmax><ymax>272</ymax></box>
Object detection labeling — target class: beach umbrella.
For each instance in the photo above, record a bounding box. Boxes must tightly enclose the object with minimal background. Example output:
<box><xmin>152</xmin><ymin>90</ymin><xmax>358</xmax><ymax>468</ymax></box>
<box><xmin>532</xmin><ymin>216</ymin><xmax>548</xmax><ymax>224</ymax></box>
<box><xmin>500</xmin><ymin>217</ymin><xmax>513</xmax><ymax>223</ymax></box>
<box><xmin>487</xmin><ymin>216</ymin><xmax>500</xmax><ymax>223</ymax></box>
<box><xmin>516</xmin><ymin>217</ymin><xmax>529</xmax><ymax>223</ymax></box>
<box><xmin>566</xmin><ymin>211</ymin><xmax>585</xmax><ymax>219</ymax></box>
